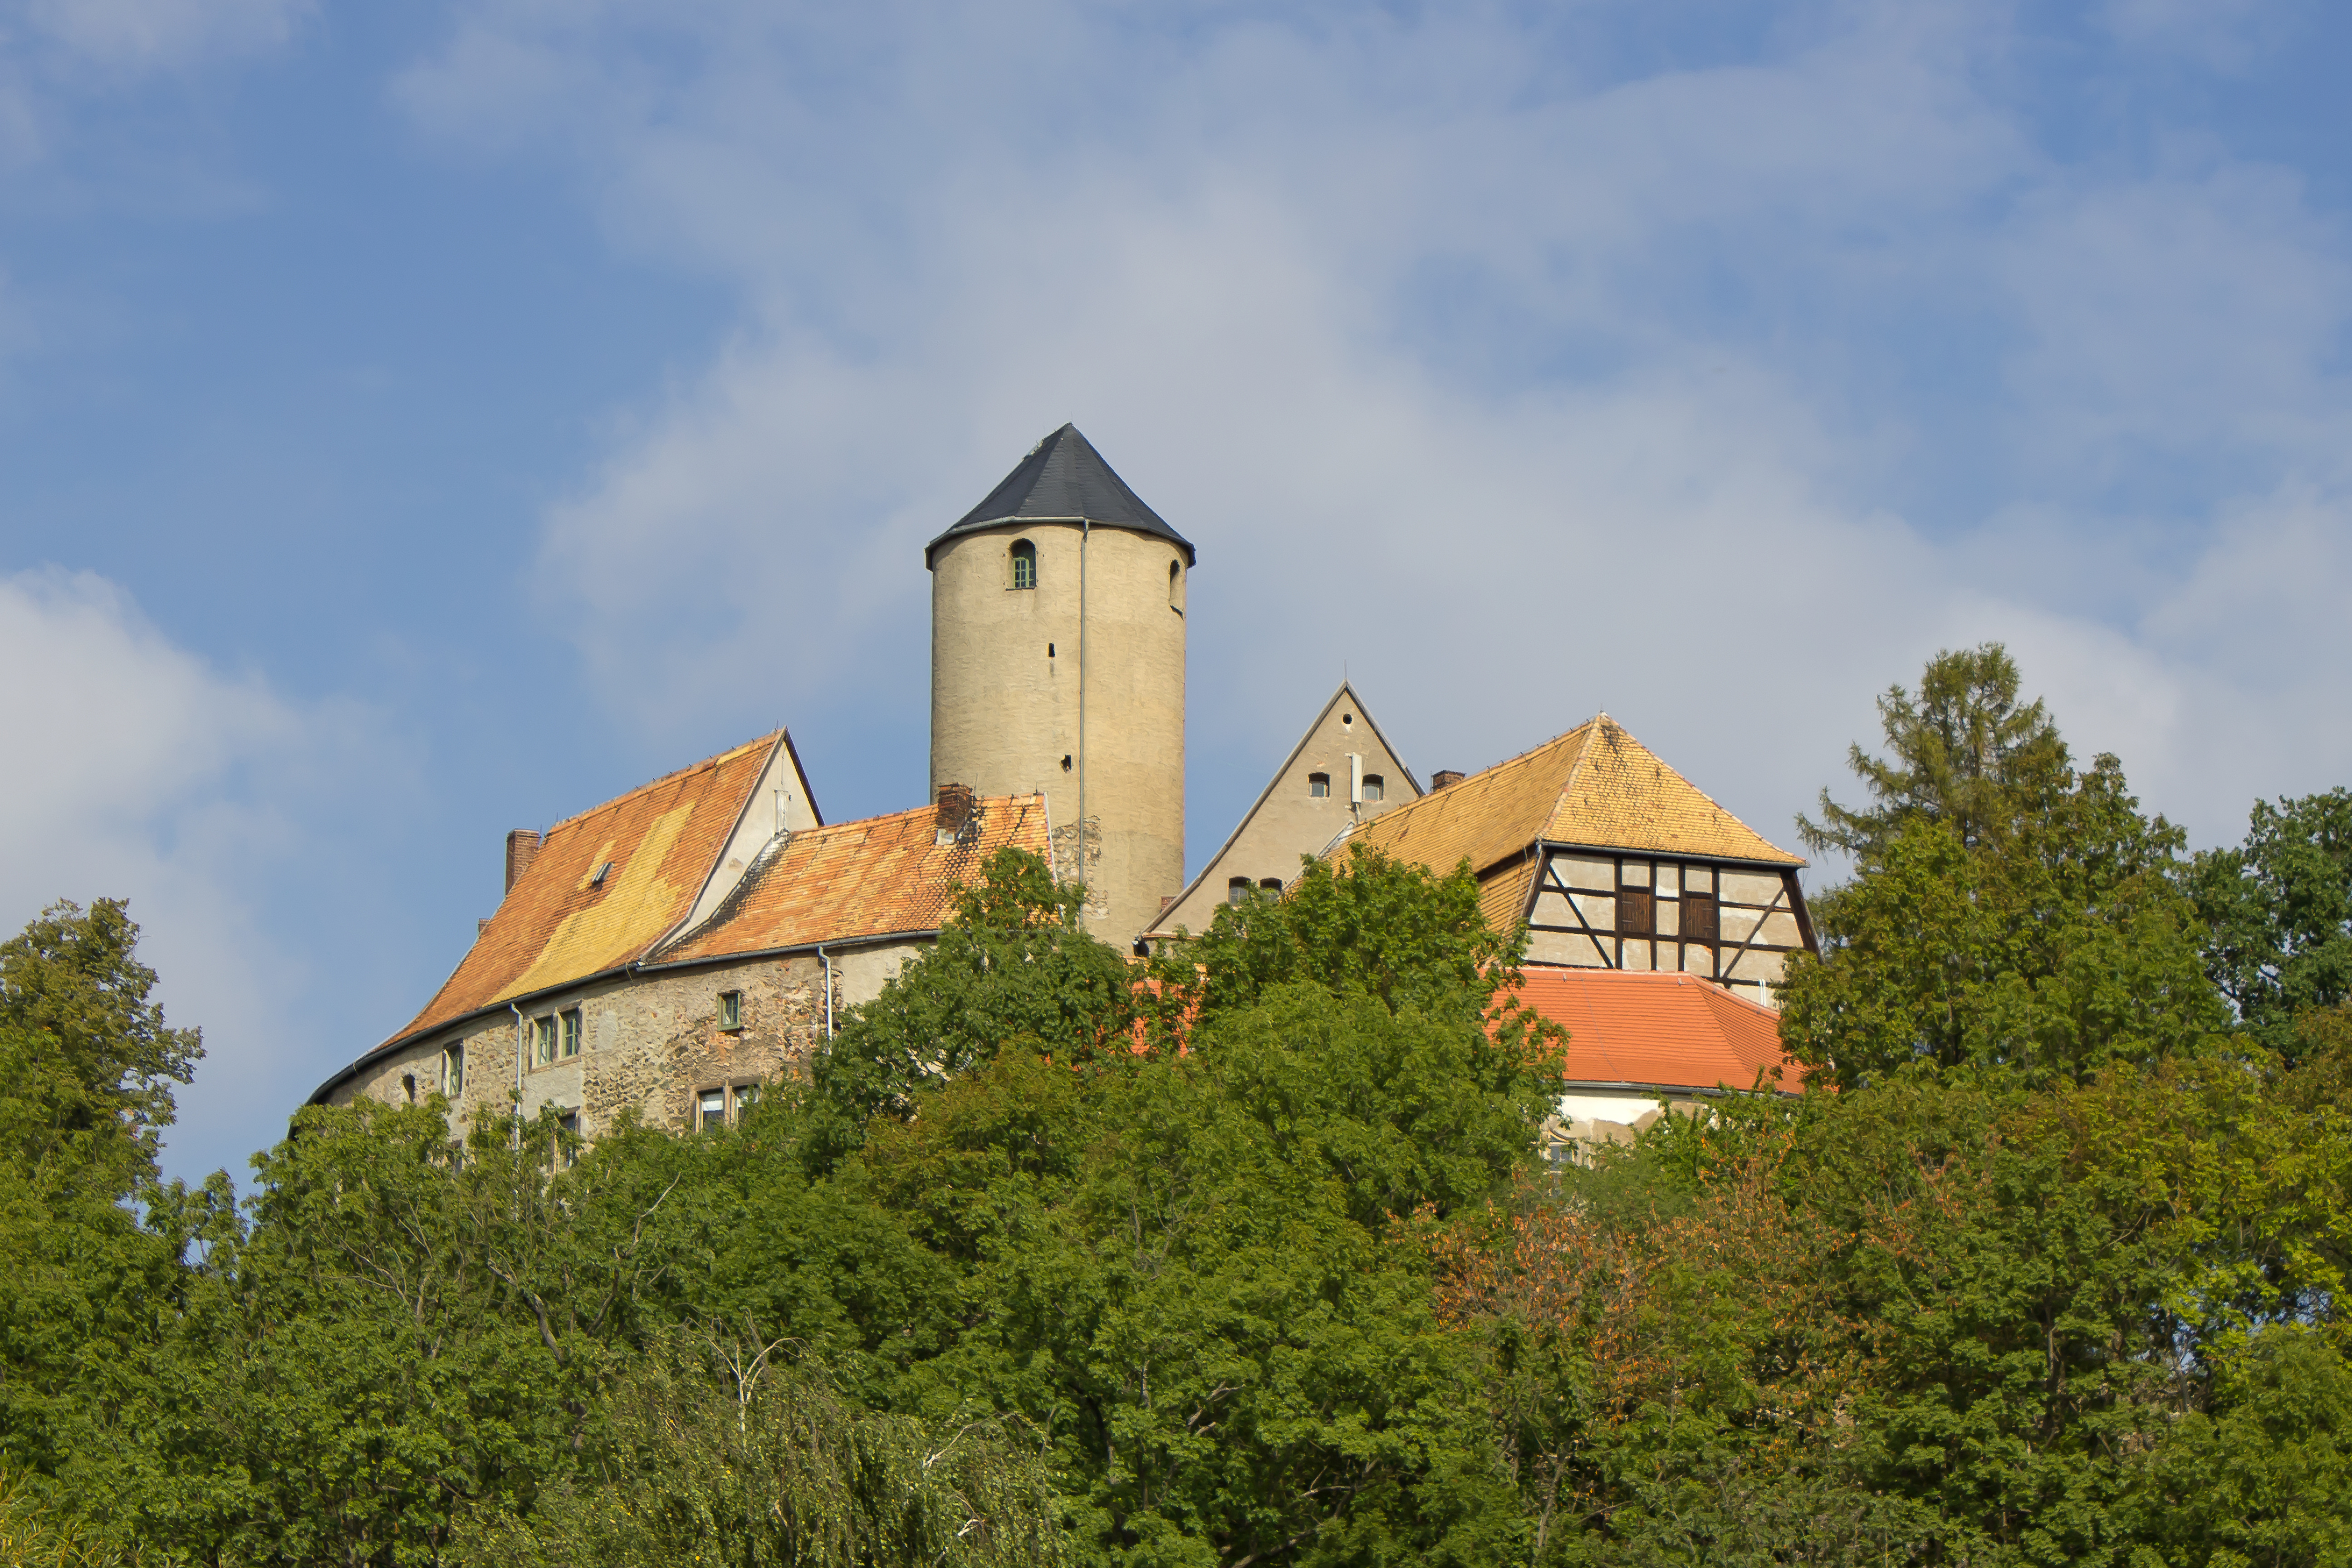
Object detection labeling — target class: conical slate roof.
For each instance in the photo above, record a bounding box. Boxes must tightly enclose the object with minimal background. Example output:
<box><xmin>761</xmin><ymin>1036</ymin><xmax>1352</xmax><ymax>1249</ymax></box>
<box><xmin>926</xmin><ymin>423</ymin><xmax>1196</xmax><ymax>567</ymax></box>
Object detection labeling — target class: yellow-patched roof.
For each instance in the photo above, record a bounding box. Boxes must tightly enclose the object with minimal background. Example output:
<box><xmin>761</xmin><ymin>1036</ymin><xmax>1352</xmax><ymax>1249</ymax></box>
<box><xmin>389</xmin><ymin>735</ymin><xmax>784</xmax><ymax>1047</ymax></box>
<box><xmin>1342</xmin><ymin>716</ymin><xmax>1801</xmax><ymax>928</ymax></box>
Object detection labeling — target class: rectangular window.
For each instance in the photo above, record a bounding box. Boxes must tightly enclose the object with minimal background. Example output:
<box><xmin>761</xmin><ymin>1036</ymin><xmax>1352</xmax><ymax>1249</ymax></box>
<box><xmin>557</xmin><ymin>1108</ymin><xmax>580</xmax><ymax>1167</ymax></box>
<box><xmin>718</xmin><ymin>990</ymin><xmax>743</xmax><ymax>1031</ymax></box>
<box><xmin>1682</xmin><ymin>892</ymin><xmax>1719</xmax><ymax>946</ymax></box>
<box><xmin>1362</xmin><ymin>774</ymin><xmax>1385</xmax><ymax>802</ymax></box>
<box><xmin>1308</xmin><ymin>773</ymin><xmax>1330</xmax><ymax>798</ymax></box>
<box><xmin>697</xmin><ymin>1087</ymin><xmax>726</xmax><ymax>1130</ymax></box>
<box><xmin>1617</xmin><ymin>888</ymin><xmax>1655</xmax><ymax>938</ymax></box>
<box><xmin>533</xmin><ymin>1015</ymin><xmax>557</xmax><ymax>1065</ymax></box>
<box><xmin>442</xmin><ymin>1043</ymin><xmax>464</xmax><ymax>1094</ymax></box>
<box><xmin>1229</xmin><ymin>877</ymin><xmax>1252</xmax><ymax>906</ymax></box>
<box><xmin>560</xmin><ymin>1009</ymin><xmax>582</xmax><ymax>1058</ymax></box>
<box><xmin>733</xmin><ymin>1083</ymin><xmax>761</xmax><ymax>1118</ymax></box>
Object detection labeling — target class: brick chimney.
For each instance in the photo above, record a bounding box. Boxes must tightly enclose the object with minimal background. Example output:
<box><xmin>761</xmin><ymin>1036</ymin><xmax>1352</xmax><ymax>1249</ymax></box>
<box><xmin>1432</xmin><ymin>770</ymin><xmax>1465</xmax><ymax>791</ymax></box>
<box><xmin>505</xmin><ymin>829</ymin><xmax>542</xmax><ymax>893</ymax></box>
<box><xmin>935</xmin><ymin>782</ymin><xmax>976</xmax><ymax>842</ymax></box>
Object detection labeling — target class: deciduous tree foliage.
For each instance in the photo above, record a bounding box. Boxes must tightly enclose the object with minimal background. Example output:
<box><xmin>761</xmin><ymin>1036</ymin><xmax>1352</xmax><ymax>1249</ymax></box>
<box><xmin>2190</xmin><ymin>787</ymin><xmax>2352</xmax><ymax>1057</ymax></box>
<box><xmin>5</xmin><ymin>679</ymin><xmax>2352</xmax><ymax>1568</ymax></box>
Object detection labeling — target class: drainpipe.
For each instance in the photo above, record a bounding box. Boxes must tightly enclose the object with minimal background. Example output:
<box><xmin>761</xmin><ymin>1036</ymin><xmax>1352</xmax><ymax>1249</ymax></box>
<box><xmin>509</xmin><ymin>1001</ymin><xmax>525</xmax><ymax>1147</ymax></box>
<box><xmin>817</xmin><ymin>945</ymin><xmax>835</xmax><ymax>1039</ymax></box>
<box><xmin>1078</xmin><ymin>518</ymin><xmax>1089</xmax><ymax>927</ymax></box>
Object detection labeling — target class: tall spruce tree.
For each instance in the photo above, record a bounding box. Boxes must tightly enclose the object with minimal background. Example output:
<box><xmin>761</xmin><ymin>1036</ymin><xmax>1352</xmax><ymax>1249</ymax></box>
<box><xmin>1780</xmin><ymin>646</ymin><xmax>2225</xmax><ymax>1088</ymax></box>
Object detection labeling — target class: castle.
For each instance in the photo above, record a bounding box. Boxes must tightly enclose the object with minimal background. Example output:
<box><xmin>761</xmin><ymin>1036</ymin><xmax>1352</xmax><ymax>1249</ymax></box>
<box><xmin>310</xmin><ymin>425</ymin><xmax>1816</xmax><ymax>1144</ymax></box>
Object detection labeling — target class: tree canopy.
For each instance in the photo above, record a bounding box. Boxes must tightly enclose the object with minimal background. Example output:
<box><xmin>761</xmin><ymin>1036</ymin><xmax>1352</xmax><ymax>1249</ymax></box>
<box><xmin>5</xmin><ymin>654</ymin><xmax>2351</xmax><ymax>1566</ymax></box>
<box><xmin>1779</xmin><ymin>645</ymin><xmax>2226</xmax><ymax>1089</ymax></box>
<box><xmin>2190</xmin><ymin>786</ymin><xmax>2352</xmax><ymax>1056</ymax></box>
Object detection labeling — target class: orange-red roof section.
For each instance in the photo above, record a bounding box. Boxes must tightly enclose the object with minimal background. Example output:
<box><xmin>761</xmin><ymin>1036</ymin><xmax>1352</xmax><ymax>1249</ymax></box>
<box><xmin>1508</xmin><ymin>967</ymin><xmax>1809</xmax><ymax>1095</ymax></box>
<box><xmin>659</xmin><ymin>794</ymin><xmax>1051</xmax><ymax>961</ymax></box>
<box><xmin>389</xmin><ymin>733</ymin><xmax>781</xmax><ymax>1046</ymax></box>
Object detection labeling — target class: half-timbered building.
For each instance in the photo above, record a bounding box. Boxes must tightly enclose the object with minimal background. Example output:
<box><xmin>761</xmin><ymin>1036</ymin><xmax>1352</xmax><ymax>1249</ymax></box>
<box><xmin>1339</xmin><ymin>715</ymin><xmax>1817</xmax><ymax>1008</ymax></box>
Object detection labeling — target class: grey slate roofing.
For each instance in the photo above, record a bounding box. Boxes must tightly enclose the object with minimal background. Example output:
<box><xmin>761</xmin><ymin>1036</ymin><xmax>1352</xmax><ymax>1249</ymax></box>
<box><xmin>926</xmin><ymin>423</ymin><xmax>1197</xmax><ymax>568</ymax></box>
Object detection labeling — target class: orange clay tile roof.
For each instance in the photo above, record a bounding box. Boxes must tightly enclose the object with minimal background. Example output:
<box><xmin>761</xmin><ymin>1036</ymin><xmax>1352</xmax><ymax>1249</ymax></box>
<box><xmin>1341</xmin><ymin>715</ymin><xmax>1801</xmax><ymax>932</ymax></box>
<box><xmin>1507</xmin><ymin>967</ymin><xmax>1808</xmax><ymax>1095</ymax></box>
<box><xmin>389</xmin><ymin>733</ymin><xmax>783</xmax><ymax>1048</ymax></box>
<box><xmin>657</xmin><ymin>794</ymin><xmax>1051</xmax><ymax>961</ymax></box>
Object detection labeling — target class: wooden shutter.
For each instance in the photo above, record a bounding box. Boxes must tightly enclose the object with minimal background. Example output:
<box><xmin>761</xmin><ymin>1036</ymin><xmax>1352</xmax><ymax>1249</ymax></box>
<box><xmin>1617</xmin><ymin>888</ymin><xmax>1654</xmax><ymax>937</ymax></box>
<box><xmin>1682</xmin><ymin>892</ymin><xmax>1718</xmax><ymax>945</ymax></box>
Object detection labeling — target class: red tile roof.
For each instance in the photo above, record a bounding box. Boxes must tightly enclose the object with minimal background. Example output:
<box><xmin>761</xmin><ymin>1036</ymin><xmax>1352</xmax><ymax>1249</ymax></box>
<box><xmin>1506</xmin><ymin>967</ymin><xmax>1808</xmax><ymax>1095</ymax></box>
<box><xmin>658</xmin><ymin>794</ymin><xmax>1051</xmax><ymax>960</ymax></box>
<box><xmin>389</xmin><ymin>733</ymin><xmax>783</xmax><ymax>1047</ymax></box>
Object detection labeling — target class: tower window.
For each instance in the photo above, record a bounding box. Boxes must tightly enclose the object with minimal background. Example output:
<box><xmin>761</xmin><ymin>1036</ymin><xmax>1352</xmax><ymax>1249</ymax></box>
<box><xmin>1362</xmin><ymin>774</ymin><xmax>1385</xmax><ymax>802</ymax></box>
<box><xmin>1010</xmin><ymin>539</ymin><xmax>1037</xmax><ymax>590</ymax></box>
<box><xmin>441</xmin><ymin>1043</ymin><xmax>464</xmax><ymax>1095</ymax></box>
<box><xmin>1168</xmin><ymin>559</ymin><xmax>1183</xmax><ymax>611</ymax></box>
<box><xmin>1308</xmin><ymin>773</ymin><xmax>1330</xmax><ymax>798</ymax></box>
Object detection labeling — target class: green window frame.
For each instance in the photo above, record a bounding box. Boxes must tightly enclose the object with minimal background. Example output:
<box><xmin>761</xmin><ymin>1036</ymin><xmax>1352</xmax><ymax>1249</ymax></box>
<box><xmin>1010</xmin><ymin>540</ymin><xmax>1037</xmax><ymax>590</ymax></box>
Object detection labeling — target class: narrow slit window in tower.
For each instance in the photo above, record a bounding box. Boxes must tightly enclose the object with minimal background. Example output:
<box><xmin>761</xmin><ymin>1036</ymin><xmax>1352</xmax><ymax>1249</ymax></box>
<box><xmin>1010</xmin><ymin>539</ymin><xmax>1037</xmax><ymax>590</ymax></box>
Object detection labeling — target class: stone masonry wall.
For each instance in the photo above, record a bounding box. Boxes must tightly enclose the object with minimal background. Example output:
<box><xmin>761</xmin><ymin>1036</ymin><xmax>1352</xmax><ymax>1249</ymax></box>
<box><xmin>326</xmin><ymin>941</ymin><xmax>925</xmax><ymax>1141</ymax></box>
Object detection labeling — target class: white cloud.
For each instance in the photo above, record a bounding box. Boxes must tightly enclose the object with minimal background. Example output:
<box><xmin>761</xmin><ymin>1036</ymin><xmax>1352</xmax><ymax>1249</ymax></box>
<box><xmin>402</xmin><ymin>0</ymin><xmax>2352</xmax><ymax>868</ymax></box>
<box><xmin>0</xmin><ymin>568</ymin><xmax>368</xmax><ymax>1181</ymax></box>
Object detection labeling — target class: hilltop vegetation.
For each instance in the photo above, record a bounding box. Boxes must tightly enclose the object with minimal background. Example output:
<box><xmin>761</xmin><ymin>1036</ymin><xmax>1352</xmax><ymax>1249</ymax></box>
<box><xmin>5</xmin><ymin>645</ymin><xmax>2352</xmax><ymax>1567</ymax></box>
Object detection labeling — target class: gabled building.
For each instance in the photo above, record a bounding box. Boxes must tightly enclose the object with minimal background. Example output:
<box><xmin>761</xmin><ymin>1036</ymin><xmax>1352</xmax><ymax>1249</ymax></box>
<box><xmin>1154</xmin><ymin>681</ymin><xmax>1419</xmax><ymax>937</ymax></box>
<box><xmin>1340</xmin><ymin>715</ymin><xmax>1815</xmax><ymax>1008</ymax></box>
<box><xmin>309</xmin><ymin>730</ymin><xmax>1049</xmax><ymax>1138</ymax></box>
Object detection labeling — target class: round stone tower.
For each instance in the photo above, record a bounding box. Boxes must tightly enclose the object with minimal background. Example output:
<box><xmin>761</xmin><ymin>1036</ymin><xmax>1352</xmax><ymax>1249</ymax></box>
<box><xmin>927</xmin><ymin>424</ymin><xmax>1192</xmax><ymax>942</ymax></box>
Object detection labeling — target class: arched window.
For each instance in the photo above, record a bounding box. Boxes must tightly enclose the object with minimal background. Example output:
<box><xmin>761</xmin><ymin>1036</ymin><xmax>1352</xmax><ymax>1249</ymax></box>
<box><xmin>1228</xmin><ymin>877</ymin><xmax>1252</xmax><ymax>906</ymax></box>
<box><xmin>1259</xmin><ymin>877</ymin><xmax>1283</xmax><ymax>894</ymax></box>
<box><xmin>1308</xmin><ymin>773</ymin><xmax>1330</xmax><ymax>798</ymax></box>
<box><xmin>1010</xmin><ymin>539</ymin><xmax>1037</xmax><ymax>590</ymax></box>
<box><xmin>1362</xmin><ymin>774</ymin><xmax>1385</xmax><ymax>803</ymax></box>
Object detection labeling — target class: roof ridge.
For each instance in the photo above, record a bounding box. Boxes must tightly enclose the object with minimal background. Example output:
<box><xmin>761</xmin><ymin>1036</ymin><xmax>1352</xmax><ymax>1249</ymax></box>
<box><xmin>1468</xmin><ymin>715</ymin><xmax>1602</xmax><ymax>787</ymax></box>
<box><xmin>788</xmin><ymin>791</ymin><xmax>1046</xmax><ymax>845</ymax></box>
<box><xmin>1566</xmin><ymin>715</ymin><xmax>1801</xmax><ymax>864</ymax></box>
<box><xmin>543</xmin><ymin>730</ymin><xmax>784</xmax><ymax>834</ymax></box>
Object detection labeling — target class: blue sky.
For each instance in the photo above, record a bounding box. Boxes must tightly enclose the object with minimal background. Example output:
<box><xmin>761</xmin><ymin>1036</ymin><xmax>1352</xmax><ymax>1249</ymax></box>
<box><xmin>2</xmin><ymin>0</ymin><xmax>2348</xmax><ymax>1186</ymax></box>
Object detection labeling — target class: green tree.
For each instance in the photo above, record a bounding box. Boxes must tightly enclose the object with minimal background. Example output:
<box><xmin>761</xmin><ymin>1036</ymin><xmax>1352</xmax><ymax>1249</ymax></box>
<box><xmin>1780</xmin><ymin>651</ymin><xmax>2225</xmax><ymax>1088</ymax></box>
<box><xmin>0</xmin><ymin>900</ymin><xmax>201</xmax><ymax>1158</ymax></box>
<box><xmin>1797</xmin><ymin>643</ymin><xmax>2071</xmax><ymax>860</ymax></box>
<box><xmin>457</xmin><ymin>1333</ymin><xmax>1071</xmax><ymax>1568</ymax></box>
<box><xmin>807</xmin><ymin>847</ymin><xmax>1137</xmax><ymax>1164</ymax></box>
<box><xmin>2189</xmin><ymin>788</ymin><xmax>2352</xmax><ymax>1056</ymax></box>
